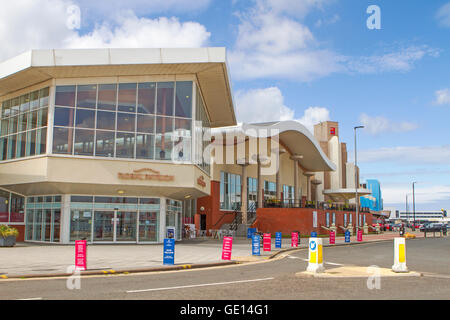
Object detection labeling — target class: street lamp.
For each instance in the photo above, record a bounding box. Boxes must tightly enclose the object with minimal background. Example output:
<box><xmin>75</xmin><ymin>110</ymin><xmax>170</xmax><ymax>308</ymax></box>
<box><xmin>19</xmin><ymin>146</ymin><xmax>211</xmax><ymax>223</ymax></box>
<box><xmin>412</xmin><ymin>182</ymin><xmax>417</xmax><ymax>229</ymax></box>
<box><xmin>354</xmin><ymin>126</ymin><xmax>365</xmax><ymax>230</ymax></box>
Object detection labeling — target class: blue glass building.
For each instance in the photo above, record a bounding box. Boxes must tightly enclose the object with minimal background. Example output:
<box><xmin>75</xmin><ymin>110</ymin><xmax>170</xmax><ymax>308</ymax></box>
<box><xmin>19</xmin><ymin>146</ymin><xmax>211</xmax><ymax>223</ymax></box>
<box><xmin>360</xmin><ymin>180</ymin><xmax>383</xmax><ymax>212</ymax></box>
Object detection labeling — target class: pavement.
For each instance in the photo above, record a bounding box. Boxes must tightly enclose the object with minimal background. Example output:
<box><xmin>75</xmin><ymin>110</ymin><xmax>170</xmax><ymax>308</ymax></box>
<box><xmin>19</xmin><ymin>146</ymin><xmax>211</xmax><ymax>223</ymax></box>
<box><xmin>0</xmin><ymin>231</ymin><xmax>428</xmax><ymax>279</ymax></box>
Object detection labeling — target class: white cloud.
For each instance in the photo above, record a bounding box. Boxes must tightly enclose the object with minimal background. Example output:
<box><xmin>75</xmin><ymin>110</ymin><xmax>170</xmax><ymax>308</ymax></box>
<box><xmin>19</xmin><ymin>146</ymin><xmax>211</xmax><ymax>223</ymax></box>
<box><xmin>65</xmin><ymin>12</ymin><xmax>210</xmax><ymax>49</ymax></box>
<box><xmin>382</xmin><ymin>184</ymin><xmax>450</xmax><ymax>205</ymax></box>
<box><xmin>436</xmin><ymin>2</ymin><xmax>450</xmax><ymax>27</ymax></box>
<box><xmin>434</xmin><ymin>88</ymin><xmax>450</xmax><ymax>106</ymax></box>
<box><xmin>355</xmin><ymin>145</ymin><xmax>450</xmax><ymax>165</ymax></box>
<box><xmin>230</xmin><ymin>1</ymin><xmax>437</xmax><ymax>82</ymax></box>
<box><xmin>235</xmin><ymin>87</ymin><xmax>330</xmax><ymax>132</ymax></box>
<box><xmin>346</xmin><ymin>46</ymin><xmax>440</xmax><ymax>74</ymax></box>
<box><xmin>359</xmin><ymin>113</ymin><xmax>418</xmax><ymax>135</ymax></box>
<box><xmin>0</xmin><ymin>1</ymin><xmax>211</xmax><ymax>62</ymax></box>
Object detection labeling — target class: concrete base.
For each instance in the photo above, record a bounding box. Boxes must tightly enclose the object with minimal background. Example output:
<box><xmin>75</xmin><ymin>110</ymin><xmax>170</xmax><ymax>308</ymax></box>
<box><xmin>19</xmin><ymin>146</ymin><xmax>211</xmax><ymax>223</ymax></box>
<box><xmin>306</xmin><ymin>263</ymin><xmax>325</xmax><ymax>274</ymax></box>
<box><xmin>297</xmin><ymin>266</ymin><xmax>421</xmax><ymax>278</ymax></box>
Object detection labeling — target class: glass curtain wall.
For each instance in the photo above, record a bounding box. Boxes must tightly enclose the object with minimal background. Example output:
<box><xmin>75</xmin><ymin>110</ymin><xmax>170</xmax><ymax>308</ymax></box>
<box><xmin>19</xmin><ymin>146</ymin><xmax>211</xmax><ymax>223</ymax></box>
<box><xmin>53</xmin><ymin>82</ymin><xmax>193</xmax><ymax>162</ymax></box>
<box><xmin>194</xmin><ymin>86</ymin><xmax>211</xmax><ymax>174</ymax></box>
<box><xmin>247</xmin><ymin>177</ymin><xmax>258</xmax><ymax>209</ymax></box>
<box><xmin>25</xmin><ymin>196</ymin><xmax>62</xmax><ymax>242</ymax></box>
<box><xmin>220</xmin><ymin>171</ymin><xmax>241</xmax><ymax>210</ymax></box>
<box><xmin>69</xmin><ymin>196</ymin><xmax>160</xmax><ymax>243</ymax></box>
<box><xmin>0</xmin><ymin>190</ymin><xmax>25</xmax><ymax>223</ymax></box>
<box><xmin>0</xmin><ymin>87</ymin><xmax>49</xmax><ymax>161</ymax></box>
<box><xmin>166</xmin><ymin>199</ymin><xmax>182</xmax><ymax>241</ymax></box>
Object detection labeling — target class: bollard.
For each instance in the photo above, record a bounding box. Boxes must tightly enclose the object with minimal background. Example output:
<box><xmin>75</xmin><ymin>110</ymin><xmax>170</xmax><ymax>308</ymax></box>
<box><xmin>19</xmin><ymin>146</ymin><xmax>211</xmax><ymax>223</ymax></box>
<box><xmin>291</xmin><ymin>232</ymin><xmax>299</xmax><ymax>247</ymax></box>
<box><xmin>75</xmin><ymin>240</ymin><xmax>87</xmax><ymax>271</ymax></box>
<box><xmin>221</xmin><ymin>236</ymin><xmax>233</xmax><ymax>260</ymax></box>
<box><xmin>357</xmin><ymin>229</ymin><xmax>363</xmax><ymax>242</ymax></box>
<box><xmin>275</xmin><ymin>232</ymin><xmax>282</xmax><ymax>249</ymax></box>
<box><xmin>252</xmin><ymin>234</ymin><xmax>261</xmax><ymax>256</ymax></box>
<box><xmin>263</xmin><ymin>233</ymin><xmax>272</xmax><ymax>252</ymax></box>
<box><xmin>392</xmin><ymin>237</ymin><xmax>408</xmax><ymax>273</ymax></box>
<box><xmin>329</xmin><ymin>231</ymin><xmax>336</xmax><ymax>245</ymax></box>
<box><xmin>163</xmin><ymin>238</ymin><xmax>175</xmax><ymax>265</ymax></box>
<box><xmin>306</xmin><ymin>237</ymin><xmax>324</xmax><ymax>273</ymax></box>
<box><xmin>345</xmin><ymin>230</ymin><xmax>351</xmax><ymax>243</ymax></box>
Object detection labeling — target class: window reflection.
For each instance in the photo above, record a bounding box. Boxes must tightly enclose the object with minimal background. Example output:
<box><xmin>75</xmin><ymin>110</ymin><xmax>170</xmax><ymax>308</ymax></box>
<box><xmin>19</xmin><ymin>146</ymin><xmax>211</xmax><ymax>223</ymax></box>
<box><xmin>116</xmin><ymin>132</ymin><xmax>135</xmax><ymax>158</ymax></box>
<box><xmin>157</xmin><ymin>82</ymin><xmax>174</xmax><ymax>116</ymax></box>
<box><xmin>95</xmin><ymin>130</ymin><xmax>115</xmax><ymax>157</ymax></box>
<box><xmin>75</xmin><ymin>109</ymin><xmax>95</xmax><ymax>129</ymax></box>
<box><xmin>118</xmin><ymin>83</ymin><xmax>137</xmax><ymax>113</ymax></box>
<box><xmin>136</xmin><ymin>133</ymin><xmax>154</xmax><ymax>159</ymax></box>
<box><xmin>55</xmin><ymin>86</ymin><xmax>76</xmax><ymax>107</ymax></box>
<box><xmin>98</xmin><ymin>84</ymin><xmax>117</xmax><ymax>111</ymax></box>
<box><xmin>53</xmin><ymin>127</ymin><xmax>73</xmax><ymax>155</ymax></box>
<box><xmin>74</xmin><ymin>129</ymin><xmax>94</xmax><ymax>156</ymax></box>
<box><xmin>117</xmin><ymin>113</ymin><xmax>135</xmax><ymax>132</ymax></box>
<box><xmin>96</xmin><ymin>111</ymin><xmax>115</xmax><ymax>130</ymax></box>
<box><xmin>138</xmin><ymin>83</ymin><xmax>156</xmax><ymax>114</ymax></box>
<box><xmin>77</xmin><ymin>85</ymin><xmax>97</xmax><ymax>109</ymax></box>
<box><xmin>175</xmin><ymin>81</ymin><xmax>192</xmax><ymax>118</ymax></box>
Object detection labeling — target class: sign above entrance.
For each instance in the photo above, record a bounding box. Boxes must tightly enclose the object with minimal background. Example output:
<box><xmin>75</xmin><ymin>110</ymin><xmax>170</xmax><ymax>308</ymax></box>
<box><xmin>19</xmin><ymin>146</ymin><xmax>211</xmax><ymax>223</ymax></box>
<box><xmin>118</xmin><ymin>168</ymin><xmax>175</xmax><ymax>182</ymax></box>
<box><xmin>197</xmin><ymin>175</ymin><xmax>206</xmax><ymax>188</ymax></box>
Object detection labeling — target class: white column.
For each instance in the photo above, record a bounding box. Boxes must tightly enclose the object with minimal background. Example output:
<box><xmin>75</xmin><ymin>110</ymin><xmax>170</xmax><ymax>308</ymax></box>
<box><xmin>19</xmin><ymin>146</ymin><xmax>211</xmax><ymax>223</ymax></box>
<box><xmin>60</xmin><ymin>194</ymin><xmax>71</xmax><ymax>244</ymax></box>
<box><xmin>240</xmin><ymin>162</ymin><xmax>248</xmax><ymax>225</ymax></box>
<box><xmin>159</xmin><ymin>197</ymin><xmax>167</xmax><ymax>243</ymax></box>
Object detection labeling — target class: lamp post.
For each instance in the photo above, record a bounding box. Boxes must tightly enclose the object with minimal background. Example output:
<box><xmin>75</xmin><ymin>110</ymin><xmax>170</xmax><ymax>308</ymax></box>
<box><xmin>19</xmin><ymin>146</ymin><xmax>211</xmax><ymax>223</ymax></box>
<box><xmin>354</xmin><ymin>126</ymin><xmax>364</xmax><ymax>230</ymax></box>
<box><xmin>412</xmin><ymin>182</ymin><xmax>417</xmax><ymax>229</ymax></box>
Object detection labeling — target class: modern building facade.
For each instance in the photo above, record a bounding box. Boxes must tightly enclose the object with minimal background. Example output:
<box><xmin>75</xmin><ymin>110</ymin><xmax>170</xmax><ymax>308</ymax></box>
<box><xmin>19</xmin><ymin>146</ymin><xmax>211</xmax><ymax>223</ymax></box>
<box><xmin>0</xmin><ymin>48</ymin><xmax>236</xmax><ymax>243</ymax></box>
<box><xmin>0</xmin><ymin>48</ymin><xmax>375</xmax><ymax>243</ymax></box>
<box><xmin>360</xmin><ymin>179</ymin><xmax>383</xmax><ymax>212</ymax></box>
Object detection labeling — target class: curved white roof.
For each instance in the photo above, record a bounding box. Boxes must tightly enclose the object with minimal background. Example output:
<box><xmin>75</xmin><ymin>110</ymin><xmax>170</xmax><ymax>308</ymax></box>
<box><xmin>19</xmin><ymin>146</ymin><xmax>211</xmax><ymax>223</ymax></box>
<box><xmin>212</xmin><ymin>120</ymin><xmax>337</xmax><ymax>172</ymax></box>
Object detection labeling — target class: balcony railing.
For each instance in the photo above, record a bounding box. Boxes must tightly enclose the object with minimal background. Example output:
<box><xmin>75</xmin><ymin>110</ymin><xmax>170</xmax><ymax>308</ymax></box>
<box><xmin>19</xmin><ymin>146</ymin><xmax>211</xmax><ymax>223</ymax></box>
<box><xmin>262</xmin><ymin>199</ymin><xmax>371</xmax><ymax>213</ymax></box>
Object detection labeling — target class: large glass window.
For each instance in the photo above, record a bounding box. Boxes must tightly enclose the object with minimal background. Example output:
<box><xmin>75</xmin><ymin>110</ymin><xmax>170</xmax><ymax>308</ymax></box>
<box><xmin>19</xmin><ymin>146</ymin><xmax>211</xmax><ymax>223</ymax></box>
<box><xmin>51</xmin><ymin>81</ymin><xmax>194</xmax><ymax>162</ymax></box>
<box><xmin>25</xmin><ymin>195</ymin><xmax>61</xmax><ymax>242</ymax></box>
<box><xmin>0</xmin><ymin>87</ymin><xmax>49</xmax><ymax>161</ymax></box>
<box><xmin>220</xmin><ymin>171</ymin><xmax>241</xmax><ymax>210</ymax></box>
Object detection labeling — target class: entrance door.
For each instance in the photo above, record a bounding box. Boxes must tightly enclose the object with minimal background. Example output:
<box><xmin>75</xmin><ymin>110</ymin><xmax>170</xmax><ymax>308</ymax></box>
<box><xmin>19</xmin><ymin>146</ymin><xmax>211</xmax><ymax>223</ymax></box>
<box><xmin>115</xmin><ymin>211</ymin><xmax>137</xmax><ymax>242</ymax></box>
<box><xmin>93</xmin><ymin>210</ymin><xmax>137</xmax><ymax>242</ymax></box>
<box><xmin>200</xmin><ymin>214</ymin><xmax>206</xmax><ymax>231</ymax></box>
<box><xmin>94</xmin><ymin>211</ymin><xmax>114</xmax><ymax>242</ymax></box>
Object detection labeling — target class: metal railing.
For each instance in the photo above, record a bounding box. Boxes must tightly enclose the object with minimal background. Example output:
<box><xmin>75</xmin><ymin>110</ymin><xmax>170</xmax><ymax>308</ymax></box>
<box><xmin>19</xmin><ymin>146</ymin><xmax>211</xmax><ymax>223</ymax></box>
<box><xmin>262</xmin><ymin>199</ymin><xmax>370</xmax><ymax>212</ymax></box>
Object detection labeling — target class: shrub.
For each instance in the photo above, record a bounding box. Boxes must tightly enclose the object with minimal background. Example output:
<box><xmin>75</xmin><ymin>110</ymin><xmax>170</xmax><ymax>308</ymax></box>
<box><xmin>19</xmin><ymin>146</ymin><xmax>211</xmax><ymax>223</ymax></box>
<box><xmin>0</xmin><ymin>225</ymin><xmax>19</xmax><ymax>238</ymax></box>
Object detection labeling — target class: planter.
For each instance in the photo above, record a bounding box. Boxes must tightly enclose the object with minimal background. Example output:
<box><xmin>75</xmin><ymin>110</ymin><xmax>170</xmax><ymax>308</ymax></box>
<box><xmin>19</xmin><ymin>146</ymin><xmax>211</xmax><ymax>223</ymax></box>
<box><xmin>0</xmin><ymin>236</ymin><xmax>16</xmax><ymax>247</ymax></box>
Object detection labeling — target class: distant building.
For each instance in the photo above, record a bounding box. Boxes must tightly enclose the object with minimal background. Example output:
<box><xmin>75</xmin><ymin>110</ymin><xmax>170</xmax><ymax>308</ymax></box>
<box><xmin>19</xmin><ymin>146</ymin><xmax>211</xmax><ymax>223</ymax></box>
<box><xmin>360</xmin><ymin>180</ymin><xmax>383</xmax><ymax>212</ymax></box>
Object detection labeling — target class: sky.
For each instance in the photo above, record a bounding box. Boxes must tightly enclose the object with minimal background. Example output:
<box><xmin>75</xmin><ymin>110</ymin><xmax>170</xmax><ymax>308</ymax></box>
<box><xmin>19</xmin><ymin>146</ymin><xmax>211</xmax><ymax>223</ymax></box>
<box><xmin>0</xmin><ymin>0</ymin><xmax>449</xmax><ymax>212</ymax></box>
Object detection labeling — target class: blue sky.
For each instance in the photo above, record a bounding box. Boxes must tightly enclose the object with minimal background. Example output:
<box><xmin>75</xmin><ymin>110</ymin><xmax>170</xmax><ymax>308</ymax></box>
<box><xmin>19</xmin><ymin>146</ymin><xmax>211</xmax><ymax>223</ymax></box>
<box><xmin>0</xmin><ymin>0</ymin><xmax>449</xmax><ymax>211</ymax></box>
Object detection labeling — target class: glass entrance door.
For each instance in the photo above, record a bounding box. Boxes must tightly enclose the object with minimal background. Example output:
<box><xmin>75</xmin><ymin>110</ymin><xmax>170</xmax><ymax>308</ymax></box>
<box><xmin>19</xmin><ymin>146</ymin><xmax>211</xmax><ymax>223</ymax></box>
<box><xmin>93</xmin><ymin>211</ymin><xmax>137</xmax><ymax>242</ymax></box>
<box><xmin>94</xmin><ymin>211</ymin><xmax>114</xmax><ymax>242</ymax></box>
<box><xmin>115</xmin><ymin>211</ymin><xmax>137</xmax><ymax>242</ymax></box>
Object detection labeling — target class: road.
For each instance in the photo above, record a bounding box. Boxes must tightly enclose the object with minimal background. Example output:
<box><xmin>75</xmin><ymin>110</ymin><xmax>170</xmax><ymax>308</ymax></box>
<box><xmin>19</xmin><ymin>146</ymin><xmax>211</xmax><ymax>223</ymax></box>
<box><xmin>1</xmin><ymin>237</ymin><xmax>449</xmax><ymax>301</ymax></box>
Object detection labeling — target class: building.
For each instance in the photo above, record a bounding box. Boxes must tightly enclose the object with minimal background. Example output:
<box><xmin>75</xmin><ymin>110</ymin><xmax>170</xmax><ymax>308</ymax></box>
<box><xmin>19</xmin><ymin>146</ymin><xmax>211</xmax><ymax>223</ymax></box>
<box><xmin>0</xmin><ymin>48</ymin><xmax>236</xmax><ymax>243</ymax></box>
<box><xmin>360</xmin><ymin>179</ymin><xmax>383</xmax><ymax>212</ymax></box>
<box><xmin>0</xmin><ymin>48</ymin><xmax>376</xmax><ymax>243</ymax></box>
<box><xmin>398</xmin><ymin>210</ymin><xmax>448</xmax><ymax>223</ymax></box>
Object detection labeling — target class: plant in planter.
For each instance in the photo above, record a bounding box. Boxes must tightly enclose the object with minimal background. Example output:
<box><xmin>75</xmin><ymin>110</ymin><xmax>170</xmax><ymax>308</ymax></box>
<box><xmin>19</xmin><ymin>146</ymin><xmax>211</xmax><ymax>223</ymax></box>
<box><xmin>0</xmin><ymin>225</ymin><xmax>18</xmax><ymax>247</ymax></box>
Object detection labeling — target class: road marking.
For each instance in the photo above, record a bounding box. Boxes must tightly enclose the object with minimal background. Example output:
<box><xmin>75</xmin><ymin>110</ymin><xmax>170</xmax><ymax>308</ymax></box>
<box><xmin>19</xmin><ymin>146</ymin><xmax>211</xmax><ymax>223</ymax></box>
<box><xmin>287</xmin><ymin>255</ymin><xmax>343</xmax><ymax>266</ymax></box>
<box><xmin>17</xmin><ymin>297</ymin><xmax>42</xmax><ymax>300</ymax></box>
<box><xmin>126</xmin><ymin>277</ymin><xmax>275</xmax><ymax>293</ymax></box>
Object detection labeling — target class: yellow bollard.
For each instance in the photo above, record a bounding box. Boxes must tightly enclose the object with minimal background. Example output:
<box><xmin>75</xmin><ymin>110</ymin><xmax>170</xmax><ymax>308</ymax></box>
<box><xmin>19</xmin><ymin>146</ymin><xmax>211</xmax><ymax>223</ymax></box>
<box><xmin>392</xmin><ymin>237</ymin><xmax>408</xmax><ymax>273</ymax></box>
<box><xmin>307</xmin><ymin>238</ymin><xmax>325</xmax><ymax>273</ymax></box>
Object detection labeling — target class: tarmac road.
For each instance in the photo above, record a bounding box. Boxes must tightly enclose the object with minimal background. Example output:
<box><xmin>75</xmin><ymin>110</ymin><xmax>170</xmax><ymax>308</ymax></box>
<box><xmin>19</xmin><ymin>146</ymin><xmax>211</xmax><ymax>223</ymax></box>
<box><xmin>1</xmin><ymin>237</ymin><xmax>449</xmax><ymax>301</ymax></box>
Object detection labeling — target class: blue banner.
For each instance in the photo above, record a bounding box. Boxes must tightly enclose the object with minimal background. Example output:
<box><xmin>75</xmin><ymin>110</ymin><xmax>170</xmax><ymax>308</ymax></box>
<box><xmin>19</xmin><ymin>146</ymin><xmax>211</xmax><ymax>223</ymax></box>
<box><xmin>275</xmin><ymin>232</ymin><xmax>282</xmax><ymax>248</ymax></box>
<box><xmin>163</xmin><ymin>238</ymin><xmax>175</xmax><ymax>265</ymax></box>
<box><xmin>345</xmin><ymin>231</ymin><xmax>351</xmax><ymax>243</ymax></box>
<box><xmin>252</xmin><ymin>234</ymin><xmax>260</xmax><ymax>256</ymax></box>
<box><xmin>247</xmin><ymin>228</ymin><xmax>257</xmax><ymax>239</ymax></box>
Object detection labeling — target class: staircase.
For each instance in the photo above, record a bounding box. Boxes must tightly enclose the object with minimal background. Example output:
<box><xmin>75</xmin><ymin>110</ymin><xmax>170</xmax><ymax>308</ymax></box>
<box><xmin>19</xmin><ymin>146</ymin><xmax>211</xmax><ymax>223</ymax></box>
<box><xmin>220</xmin><ymin>202</ymin><xmax>258</xmax><ymax>237</ymax></box>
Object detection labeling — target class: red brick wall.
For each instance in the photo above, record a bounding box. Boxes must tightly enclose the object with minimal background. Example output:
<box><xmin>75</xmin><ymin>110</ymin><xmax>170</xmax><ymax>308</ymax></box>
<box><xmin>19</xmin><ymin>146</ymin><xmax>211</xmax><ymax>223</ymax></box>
<box><xmin>252</xmin><ymin>208</ymin><xmax>373</xmax><ymax>235</ymax></box>
<box><xmin>6</xmin><ymin>224</ymin><xmax>25</xmax><ymax>242</ymax></box>
<box><xmin>197</xmin><ymin>181</ymin><xmax>236</xmax><ymax>231</ymax></box>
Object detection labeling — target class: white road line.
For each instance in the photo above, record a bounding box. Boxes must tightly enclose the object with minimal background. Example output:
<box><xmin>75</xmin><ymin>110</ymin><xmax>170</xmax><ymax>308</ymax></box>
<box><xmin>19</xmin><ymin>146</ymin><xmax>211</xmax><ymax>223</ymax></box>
<box><xmin>287</xmin><ymin>255</ymin><xmax>343</xmax><ymax>266</ymax></box>
<box><xmin>126</xmin><ymin>277</ymin><xmax>275</xmax><ymax>293</ymax></box>
<box><xmin>17</xmin><ymin>297</ymin><xmax>42</xmax><ymax>300</ymax></box>
<box><xmin>325</xmin><ymin>262</ymin><xmax>343</xmax><ymax>266</ymax></box>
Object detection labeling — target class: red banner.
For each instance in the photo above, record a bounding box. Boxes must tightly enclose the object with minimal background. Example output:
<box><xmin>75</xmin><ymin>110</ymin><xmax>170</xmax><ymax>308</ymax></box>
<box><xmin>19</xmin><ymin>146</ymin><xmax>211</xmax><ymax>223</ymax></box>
<box><xmin>75</xmin><ymin>240</ymin><xmax>87</xmax><ymax>271</ymax></box>
<box><xmin>329</xmin><ymin>231</ymin><xmax>336</xmax><ymax>245</ymax></box>
<box><xmin>263</xmin><ymin>233</ymin><xmax>272</xmax><ymax>252</ymax></box>
<box><xmin>221</xmin><ymin>236</ymin><xmax>233</xmax><ymax>260</ymax></box>
<box><xmin>291</xmin><ymin>232</ymin><xmax>299</xmax><ymax>247</ymax></box>
<box><xmin>357</xmin><ymin>230</ymin><xmax>363</xmax><ymax>242</ymax></box>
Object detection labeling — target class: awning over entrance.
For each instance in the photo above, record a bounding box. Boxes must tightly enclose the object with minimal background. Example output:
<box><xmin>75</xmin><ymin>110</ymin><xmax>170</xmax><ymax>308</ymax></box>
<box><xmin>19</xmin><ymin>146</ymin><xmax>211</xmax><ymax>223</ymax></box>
<box><xmin>323</xmin><ymin>188</ymin><xmax>372</xmax><ymax>202</ymax></box>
